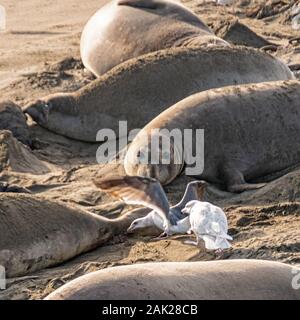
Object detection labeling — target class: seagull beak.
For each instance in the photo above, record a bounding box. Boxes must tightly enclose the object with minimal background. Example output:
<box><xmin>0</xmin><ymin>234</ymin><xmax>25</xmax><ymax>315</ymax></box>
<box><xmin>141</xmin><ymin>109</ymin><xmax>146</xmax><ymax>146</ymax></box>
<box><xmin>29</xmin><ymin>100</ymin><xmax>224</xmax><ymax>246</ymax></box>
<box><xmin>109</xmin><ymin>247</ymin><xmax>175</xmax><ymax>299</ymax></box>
<box><xmin>127</xmin><ymin>225</ymin><xmax>134</xmax><ymax>233</ymax></box>
<box><xmin>181</xmin><ymin>208</ymin><xmax>188</xmax><ymax>214</ymax></box>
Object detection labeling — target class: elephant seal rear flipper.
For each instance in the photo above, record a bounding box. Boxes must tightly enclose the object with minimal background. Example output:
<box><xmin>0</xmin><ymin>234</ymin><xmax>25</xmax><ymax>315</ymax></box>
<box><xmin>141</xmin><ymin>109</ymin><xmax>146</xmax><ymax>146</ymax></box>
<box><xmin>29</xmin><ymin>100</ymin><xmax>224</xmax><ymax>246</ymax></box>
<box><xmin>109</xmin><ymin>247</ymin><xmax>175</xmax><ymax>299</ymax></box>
<box><xmin>221</xmin><ymin>165</ymin><xmax>266</xmax><ymax>193</ymax></box>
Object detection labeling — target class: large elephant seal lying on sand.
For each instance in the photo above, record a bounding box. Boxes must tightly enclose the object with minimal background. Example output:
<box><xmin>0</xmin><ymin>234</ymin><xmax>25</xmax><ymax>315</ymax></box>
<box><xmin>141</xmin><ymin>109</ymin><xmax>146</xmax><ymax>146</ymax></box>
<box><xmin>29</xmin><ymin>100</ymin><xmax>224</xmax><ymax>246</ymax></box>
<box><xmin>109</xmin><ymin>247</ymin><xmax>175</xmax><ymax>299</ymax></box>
<box><xmin>45</xmin><ymin>260</ymin><xmax>300</xmax><ymax>300</ymax></box>
<box><xmin>81</xmin><ymin>0</ymin><xmax>228</xmax><ymax>77</ymax></box>
<box><xmin>125</xmin><ymin>80</ymin><xmax>300</xmax><ymax>192</ymax></box>
<box><xmin>0</xmin><ymin>193</ymin><xmax>145</xmax><ymax>277</ymax></box>
<box><xmin>23</xmin><ymin>47</ymin><xmax>294</xmax><ymax>142</ymax></box>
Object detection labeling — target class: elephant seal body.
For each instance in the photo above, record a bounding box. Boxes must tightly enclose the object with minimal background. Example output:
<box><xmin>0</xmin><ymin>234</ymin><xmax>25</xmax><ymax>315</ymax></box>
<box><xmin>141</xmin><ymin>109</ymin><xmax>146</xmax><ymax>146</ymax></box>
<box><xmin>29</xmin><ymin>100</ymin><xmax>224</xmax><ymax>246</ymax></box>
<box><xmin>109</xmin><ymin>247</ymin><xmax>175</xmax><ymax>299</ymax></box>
<box><xmin>124</xmin><ymin>80</ymin><xmax>300</xmax><ymax>192</ymax></box>
<box><xmin>24</xmin><ymin>47</ymin><xmax>294</xmax><ymax>142</ymax></box>
<box><xmin>45</xmin><ymin>260</ymin><xmax>300</xmax><ymax>300</ymax></box>
<box><xmin>81</xmin><ymin>0</ymin><xmax>228</xmax><ymax>77</ymax></box>
<box><xmin>0</xmin><ymin>194</ymin><xmax>143</xmax><ymax>277</ymax></box>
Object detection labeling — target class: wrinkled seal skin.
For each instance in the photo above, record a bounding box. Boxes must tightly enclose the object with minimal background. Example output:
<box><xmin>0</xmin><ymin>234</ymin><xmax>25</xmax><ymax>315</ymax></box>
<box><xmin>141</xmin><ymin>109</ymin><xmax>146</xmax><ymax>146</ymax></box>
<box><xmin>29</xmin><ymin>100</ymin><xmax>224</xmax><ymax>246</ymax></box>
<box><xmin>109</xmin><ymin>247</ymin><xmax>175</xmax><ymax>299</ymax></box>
<box><xmin>45</xmin><ymin>260</ymin><xmax>300</xmax><ymax>300</ymax></box>
<box><xmin>0</xmin><ymin>194</ymin><xmax>144</xmax><ymax>277</ymax></box>
<box><xmin>80</xmin><ymin>0</ymin><xmax>228</xmax><ymax>77</ymax></box>
<box><xmin>125</xmin><ymin>80</ymin><xmax>300</xmax><ymax>192</ymax></box>
<box><xmin>23</xmin><ymin>47</ymin><xmax>295</xmax><ymax>142</ymax></box>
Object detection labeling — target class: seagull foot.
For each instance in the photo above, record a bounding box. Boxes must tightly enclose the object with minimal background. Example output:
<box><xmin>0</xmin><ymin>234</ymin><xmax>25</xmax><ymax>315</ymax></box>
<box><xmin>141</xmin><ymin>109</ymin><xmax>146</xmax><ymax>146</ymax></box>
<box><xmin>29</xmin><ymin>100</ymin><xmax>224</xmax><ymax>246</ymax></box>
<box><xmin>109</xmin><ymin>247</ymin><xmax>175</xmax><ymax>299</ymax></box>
<box><xmin>214</xmin><ymin>249</ymin><xmax>226</xmax><ymax>259</ymax></box>
<box><xmin>184</xmin><ymin>240</ymin><xmax>199</xmax><ymax>246</ymax></box>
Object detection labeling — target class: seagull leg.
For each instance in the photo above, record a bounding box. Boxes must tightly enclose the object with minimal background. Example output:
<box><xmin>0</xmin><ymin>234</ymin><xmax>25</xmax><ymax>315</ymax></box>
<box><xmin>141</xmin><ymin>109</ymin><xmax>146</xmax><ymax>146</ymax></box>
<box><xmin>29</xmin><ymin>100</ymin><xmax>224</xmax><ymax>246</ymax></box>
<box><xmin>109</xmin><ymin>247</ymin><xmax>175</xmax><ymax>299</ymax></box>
<box><xmin>151</xmin><ymin>231</ymin><xmax>170</xmax><ymax>241</ymax></box>
<box><xmin>184</xmin><ymin>233</ymin><xmax>202</xmax><ymax>247</ymax></box>
<box><xmin>184</xmin><ymin>240</ymin><xmax>199</xmax><ymax>246</ymax></box>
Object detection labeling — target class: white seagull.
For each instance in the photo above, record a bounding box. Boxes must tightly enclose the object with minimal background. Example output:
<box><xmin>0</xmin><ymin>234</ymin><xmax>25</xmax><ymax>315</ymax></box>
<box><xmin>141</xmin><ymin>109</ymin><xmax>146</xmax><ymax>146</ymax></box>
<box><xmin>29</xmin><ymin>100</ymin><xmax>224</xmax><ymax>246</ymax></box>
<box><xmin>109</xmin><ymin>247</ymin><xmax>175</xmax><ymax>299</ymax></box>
<box><xmin>182</xmin><ymin>200</ymin><xmax>232</xmax><ymax>252</ymax></box>
<box><xmin>93</xmin><ymin>176</ymin><xmax>206</xmax><ymax>238</ymax></box>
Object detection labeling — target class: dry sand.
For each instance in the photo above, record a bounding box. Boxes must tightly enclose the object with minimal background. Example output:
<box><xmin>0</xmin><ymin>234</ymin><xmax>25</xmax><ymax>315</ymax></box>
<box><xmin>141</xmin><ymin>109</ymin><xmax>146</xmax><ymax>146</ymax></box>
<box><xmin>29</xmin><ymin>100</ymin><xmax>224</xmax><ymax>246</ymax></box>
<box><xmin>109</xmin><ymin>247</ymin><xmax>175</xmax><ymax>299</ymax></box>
<box><xmin>0</xmin><ymin>0</ymin><xmax>300</xmax><ymax>300</ymax></box>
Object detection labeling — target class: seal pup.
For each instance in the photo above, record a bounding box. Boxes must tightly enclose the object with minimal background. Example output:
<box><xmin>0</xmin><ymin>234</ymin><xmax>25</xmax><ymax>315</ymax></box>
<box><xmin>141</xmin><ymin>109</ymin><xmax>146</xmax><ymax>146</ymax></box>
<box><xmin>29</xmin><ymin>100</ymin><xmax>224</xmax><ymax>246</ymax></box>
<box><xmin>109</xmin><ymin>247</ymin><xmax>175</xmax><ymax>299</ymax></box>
<box><xmin>23</xmin><ymin>47</ymin><xmax>295</xmax><ymax>142</ymax></box>
<box><xmin>45</xmin><ymin>260</ymin><xmax>300</xmax><ymax>300</ymax></box>
<box><xmin>124</xmin><ymin>80</ymin><xmax>300</xmax><ymax>192</ymax></box>
<box><xmin>0</xmin><ymin>193</ymin><xmax>145</xmax><ymax>277</ymax></box>
<box><xmin>81</xmin><ymin>0</ymin><xmax>228</xmax><ymax>77</ymax></box>
<box><xmin>182</xmin><ymin>200</ymin><xmax>232</xmax><ymax>252</ymax></box>
<box><xmin>93</xmin><ymin>176</ymin><xmax>206</xmax><ymax>238</ymax></box>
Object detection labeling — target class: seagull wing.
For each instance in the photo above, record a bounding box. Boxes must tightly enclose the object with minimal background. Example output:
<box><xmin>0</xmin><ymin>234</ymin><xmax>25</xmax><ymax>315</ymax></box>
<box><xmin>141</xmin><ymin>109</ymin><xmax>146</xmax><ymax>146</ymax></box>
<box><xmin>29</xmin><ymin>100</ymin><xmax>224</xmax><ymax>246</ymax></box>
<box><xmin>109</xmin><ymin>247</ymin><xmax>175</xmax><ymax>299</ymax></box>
<box><xmin>204</xmin><ymin>206</ymin><xmax>232</xmax><ymax>240</ymax></box>
<box><xmin>93</xmin><ymin>176</ymin><xmax>170</xmax><ymax>223</ymax></box>
<box><xmin>173</xmin><ymin>181</ymin><xmax>207</xmax><ymax>211</ymax></box>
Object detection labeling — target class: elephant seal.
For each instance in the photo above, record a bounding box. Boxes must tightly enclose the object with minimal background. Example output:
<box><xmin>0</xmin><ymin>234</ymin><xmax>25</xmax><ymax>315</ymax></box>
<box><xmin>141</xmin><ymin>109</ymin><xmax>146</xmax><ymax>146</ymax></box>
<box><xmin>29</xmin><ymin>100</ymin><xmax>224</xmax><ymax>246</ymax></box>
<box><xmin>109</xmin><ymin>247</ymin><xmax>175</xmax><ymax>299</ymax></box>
<box><xmin>23</xmin><ymin>47</ymin><xmax>294</xmax><ymax>142</ymax></box>
<box><xmin>81</xmin><ymin>0</ymin><xmax>228</xmax><ymax>77</ymax></box>
<box><xmin>0</xmin><ymin>193</ymin><xmax>145</xmax><ymax>277</ymax></box>
<box><xmin>124</xmin><ymin>80</ymin><xmax>300</xmax><ymax>192</ymax></box>
<box><xmin>45</xmin><ymin>260</ymin><xmax>300</xmax><ymax>300</ymax></box>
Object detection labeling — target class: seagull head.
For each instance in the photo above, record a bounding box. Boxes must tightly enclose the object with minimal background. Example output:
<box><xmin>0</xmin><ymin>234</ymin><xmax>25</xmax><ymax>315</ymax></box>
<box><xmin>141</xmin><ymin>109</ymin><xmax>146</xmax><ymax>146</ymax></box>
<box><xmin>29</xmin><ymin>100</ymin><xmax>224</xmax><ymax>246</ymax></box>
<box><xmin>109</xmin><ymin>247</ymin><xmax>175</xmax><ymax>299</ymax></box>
<box><xmin>127</xmin><ymin>216</ymin><xmax>151</xmax><ymax>233</ymax></box>
<box><xmin>181</xmin><ymin>200</ymin><xmax>199</xmax><ymax>215</ymax></box>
